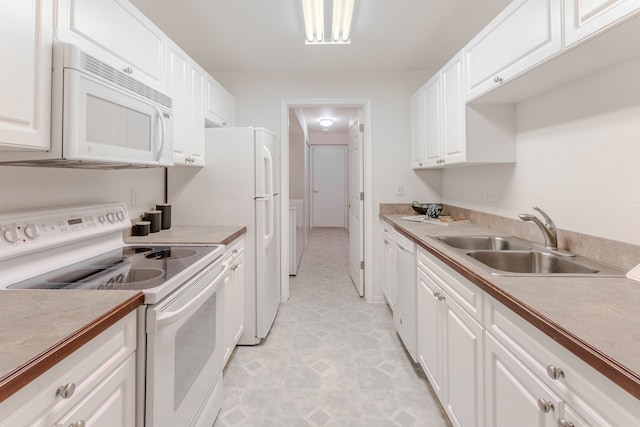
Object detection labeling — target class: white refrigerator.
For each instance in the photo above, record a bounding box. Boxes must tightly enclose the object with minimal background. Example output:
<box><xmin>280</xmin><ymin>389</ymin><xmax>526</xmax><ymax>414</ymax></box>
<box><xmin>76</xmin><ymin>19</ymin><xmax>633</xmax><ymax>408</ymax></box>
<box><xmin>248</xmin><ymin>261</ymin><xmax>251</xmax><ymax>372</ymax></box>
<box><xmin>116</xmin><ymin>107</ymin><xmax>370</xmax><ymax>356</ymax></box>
<box><xmin>168</xmin><ymin>127</ymin><xmax>281</xmax><ymax>345</ymax></box>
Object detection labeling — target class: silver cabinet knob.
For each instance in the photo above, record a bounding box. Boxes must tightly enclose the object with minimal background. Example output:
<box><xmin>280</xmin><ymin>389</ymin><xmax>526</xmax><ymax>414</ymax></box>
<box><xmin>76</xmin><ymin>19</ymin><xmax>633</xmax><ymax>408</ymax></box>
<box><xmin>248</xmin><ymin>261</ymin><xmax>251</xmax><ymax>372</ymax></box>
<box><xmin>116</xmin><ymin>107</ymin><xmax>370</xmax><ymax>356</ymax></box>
<box><xmin>557</xmin><ymin>418</ymin><xmax>575</xmax><ymax>427</ymax></box>
<box><xmin>123</xmin><ymin>67</ymin><xmax>133</xmax><ymax>74</ymax></box>
<box><xmin>537</xmin><ymin>398</ymin><xmax>554</xmax><ymax>413</ymax></box>
<box><xmin>493</xmin><ymin>76</ymin><xmax>503</xmax><ymax>83</ymax></box>
<box><xmin>383</xmin><ymin>239</ymin><xmax>390</xmax><ymax>245</ymax></box>
<box><xmin>438</xmin><ymin>293</ymin><xmax>445</xmax><ymax>301</ymax></box>
<box><xmin>56</xmin><ymin>382</ymin><xmax>76</xmax><ymax>399</ymax></box>
<box><xmin>417</xmin><ymin>162</ymin><xmax>423</xmax><ymax>166</ymax></box>
<box><xmin>432</xmin><ymin>290</ymin><xmax>440</xmax><ymax>299</ymax></box>
<box><xmin>70</xmin><ymin>421</ymin><xmax>85</xmax><ymax>427</ymax></box>
<box><xmin>222</xmin><ymin>122</ymin><xmax>228</xmax><ymax>126</ymax></box>
<box><xmin>546</xmin><ymin>365</ymin><xmax>564</xmax><ymax>380</ymax></box>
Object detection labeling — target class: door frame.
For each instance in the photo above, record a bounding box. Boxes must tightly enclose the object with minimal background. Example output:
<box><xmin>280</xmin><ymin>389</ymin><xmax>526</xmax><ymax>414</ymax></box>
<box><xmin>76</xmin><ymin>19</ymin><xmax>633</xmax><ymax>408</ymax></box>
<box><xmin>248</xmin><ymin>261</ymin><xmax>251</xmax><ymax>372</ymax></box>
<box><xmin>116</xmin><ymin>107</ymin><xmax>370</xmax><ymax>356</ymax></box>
<box><xmin>280</xmin><ymin>98</ymin><xmax>373</xmax><ymax>303</ymax></box>
<box><xmin>310</xmin><ymin>145</ymin><xmax>347</xmax><ymax>229</ymax></box>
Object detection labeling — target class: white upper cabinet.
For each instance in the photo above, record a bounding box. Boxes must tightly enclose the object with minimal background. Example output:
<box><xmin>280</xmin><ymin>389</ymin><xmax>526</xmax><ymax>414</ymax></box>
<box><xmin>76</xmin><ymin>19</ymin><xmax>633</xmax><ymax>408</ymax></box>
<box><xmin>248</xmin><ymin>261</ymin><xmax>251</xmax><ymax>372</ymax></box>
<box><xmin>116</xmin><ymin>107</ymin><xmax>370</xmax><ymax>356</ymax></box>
<box><xmin>56</xmin><ymin>0</ymin><xmax>167</xmax><ymax>92</ymax></box>
<box><xmin>206</xmin><ymin>75</ymin><xmax>235</xmax><ymax>128</ymax></box>
<box><xmin>564</xmin><ymin>0</ymin><xmax>640</xmax><ymax>47</ymax></box>
<box><xmin>464</xmin><ymin>0</ymin><xmax>562</xmax><ymax>102</ymax></box>
<box><xmin>0</xmin><ymin>0</ymin><xmax>53</xmax><ymax>151</ymax></box>
<box><xmin>412</xmin><ymin>51</ymin><xmax>516</xmax><ymax>169</ymax></box>
<box><xmin>187</xmin><ymin>61</ymin><xmax>207</xmax><ymax>167</ymax></box>
<box><xmin>167</xmin><ymin>41</ymin><xmax>190</xmax><ymax>165</ymax></box>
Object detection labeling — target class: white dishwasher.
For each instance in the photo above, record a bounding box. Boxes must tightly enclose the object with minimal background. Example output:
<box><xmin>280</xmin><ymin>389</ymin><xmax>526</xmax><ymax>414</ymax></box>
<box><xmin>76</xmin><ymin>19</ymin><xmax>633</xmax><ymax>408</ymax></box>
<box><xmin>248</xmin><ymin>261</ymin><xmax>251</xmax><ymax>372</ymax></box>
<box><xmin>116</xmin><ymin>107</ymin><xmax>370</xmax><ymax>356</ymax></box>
<box><xmin>393</xmin><ymin>230</ymin><xmax>418</xmax><ymax>362</ymax></box>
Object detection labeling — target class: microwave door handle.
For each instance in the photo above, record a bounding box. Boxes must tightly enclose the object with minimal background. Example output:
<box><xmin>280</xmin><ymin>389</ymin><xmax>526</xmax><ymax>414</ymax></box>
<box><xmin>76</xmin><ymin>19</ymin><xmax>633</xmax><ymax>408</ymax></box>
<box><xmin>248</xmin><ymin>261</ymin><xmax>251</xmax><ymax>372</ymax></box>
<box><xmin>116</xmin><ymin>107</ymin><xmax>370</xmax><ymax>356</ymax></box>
<box><xmin>155</xmin><ymin>107</ymin><xmax>165</xmax><ymax>161</ymax></box>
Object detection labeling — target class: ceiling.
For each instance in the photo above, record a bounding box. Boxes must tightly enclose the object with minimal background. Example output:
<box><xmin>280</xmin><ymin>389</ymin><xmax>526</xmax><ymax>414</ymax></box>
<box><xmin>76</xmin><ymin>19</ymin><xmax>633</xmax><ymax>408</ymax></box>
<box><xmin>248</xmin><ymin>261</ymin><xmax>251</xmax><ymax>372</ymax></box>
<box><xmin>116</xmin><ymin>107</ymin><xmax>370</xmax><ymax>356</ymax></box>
<box><xmin>129</xmin><ymin>0</ymin><xmax>511</xmax><ymax>73</ymax></box>
<box><xmin>296</xmin><ymin>106</ymin><xmax>361</xmax><ymax>134</ymax></box>
<box><xmin>128</xmin><ymin>0</ymin><xmax>512</xmax><ymax>134</ymax></box>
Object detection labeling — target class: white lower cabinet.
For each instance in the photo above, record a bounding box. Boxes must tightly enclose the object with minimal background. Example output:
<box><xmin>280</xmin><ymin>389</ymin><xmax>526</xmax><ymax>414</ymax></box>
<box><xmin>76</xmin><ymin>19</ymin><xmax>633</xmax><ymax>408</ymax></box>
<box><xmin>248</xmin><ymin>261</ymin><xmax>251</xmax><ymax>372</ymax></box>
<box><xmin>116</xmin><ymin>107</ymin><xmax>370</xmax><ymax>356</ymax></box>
<box><xmin>224</xmin><ymin>236</ymin><xmax>245</xmax><ymax>366</ymax></box>
<box><xmin>485</xmin><ymin>332</ymin><xmax>561</xmax><ymax>427</ymax></box>
<box><xmin>0</xmin><ymin>312</ymin><xmax>137</xmax><ymax>427</ymax></box>
<box><xmin>381</xmin><ymin>222</ymin><xmax>396</xmax><ymax>310</ymax></box>
<box><xmin>417</xmin><ymin>247</ymin><xmax>484</xmax><ymax>427</ymax></box>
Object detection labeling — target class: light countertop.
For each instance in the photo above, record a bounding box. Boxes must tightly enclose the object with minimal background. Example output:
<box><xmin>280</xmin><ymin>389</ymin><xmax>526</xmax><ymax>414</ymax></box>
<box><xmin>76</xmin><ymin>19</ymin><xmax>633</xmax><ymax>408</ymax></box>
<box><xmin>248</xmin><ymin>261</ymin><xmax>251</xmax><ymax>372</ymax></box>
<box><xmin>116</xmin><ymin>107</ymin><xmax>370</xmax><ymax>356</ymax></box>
<box><xmin>0</xmin><ymin>290</ymin><xmax>143</xmax><ymax>403</ymax></box>
<box><xmin>381</xmin><ymin>213</ymin><xmax>640</xmax><ymax>400</ymax></box>
<box><xmin>124</xmin><ymin>225</ymin><xmax>246</xmax><ymax>246</ymax></box>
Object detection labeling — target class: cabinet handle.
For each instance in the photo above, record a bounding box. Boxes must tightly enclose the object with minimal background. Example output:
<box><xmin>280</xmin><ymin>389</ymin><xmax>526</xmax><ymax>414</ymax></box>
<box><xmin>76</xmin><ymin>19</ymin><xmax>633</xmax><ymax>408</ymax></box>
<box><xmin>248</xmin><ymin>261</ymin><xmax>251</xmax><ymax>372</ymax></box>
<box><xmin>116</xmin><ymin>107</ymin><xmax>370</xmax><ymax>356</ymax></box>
<box><xmin>537</xmin><ymin>398</ymin><xmax>554</xmax><ymax>413</ymax></box>
<box><xmin>557</xmin><ymin>418</ymin><xmax>575</xmax><ymax>427</ymax></box>
<box><xmin>70</xmin><ymin>421</ymin><xmax>86</xmax><ymax>427</ymax></box>
<box><xmin>123</xmin><ymin>66</ymin><xmax>133</xmax><ymax>75</ymax></box>
<box><xmin>546</xmin><ymin>365</ymin><xmax>564</xmax><ymax>380</ymax></box>
<box><xmin>417</xmin><ymin>162</ymin><xmax>423</xmax><ymax>166</ymax></box>
<box><xmin>384</xmin><ymin>239</ymin><xmax>390</xmax><ymax>245</ymax></box>
<box><xmin>230</xmin><ymin>264</ymin><xmax>238</xmax><ymax>271</ymax></box>
<box><xmin>493</xmin><ymin>76</ymin><xmax>502</xmax><ymax>83</ymax></box>
<box><xmin>222</xmin><ymin>122</ymin><xmax>228</xmax><ymax>126</ymax></box>
<box><xmin>56</xmin><ymin>382</ymin><xmax>76</xmax><ymax>399</ymax></box>
<box><xmin>232</xmin><ymin>249</ymin><xmax>239</xmax><ymax>254</ymax></box>
<box><xmin>432</xmin><ymin>290</ymin><xmax>440</xmax><ymax>299</ymax></box>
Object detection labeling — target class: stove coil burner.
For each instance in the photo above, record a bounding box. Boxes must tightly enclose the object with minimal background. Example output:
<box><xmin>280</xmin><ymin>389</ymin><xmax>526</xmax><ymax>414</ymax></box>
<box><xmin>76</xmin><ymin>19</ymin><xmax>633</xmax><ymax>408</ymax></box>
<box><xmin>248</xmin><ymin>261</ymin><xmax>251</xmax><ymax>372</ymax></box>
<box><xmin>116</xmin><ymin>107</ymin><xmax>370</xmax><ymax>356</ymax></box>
<box><xmin>144</xmin><ymin>248</ymin><xmax>197</xmax><ymax>261</ymax></box>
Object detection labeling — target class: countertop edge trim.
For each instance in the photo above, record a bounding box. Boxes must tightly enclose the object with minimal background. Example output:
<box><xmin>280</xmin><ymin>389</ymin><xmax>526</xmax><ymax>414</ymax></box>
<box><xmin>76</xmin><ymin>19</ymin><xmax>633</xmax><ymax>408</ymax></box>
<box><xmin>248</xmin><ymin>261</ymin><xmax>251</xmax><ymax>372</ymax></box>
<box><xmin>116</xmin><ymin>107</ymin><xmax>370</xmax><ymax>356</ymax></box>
<box><xmin>0</xmin><ymin>292</ymin><xmax>144</xmax><ymax>404</ymax></box>
<box><xmin>220</xmin><ymin>227</ymin><xmax>247</xmax><ymax>246</ymax></box>
<box><xmin>382</xmin><ymin>214</ymin><xmax>640</xmax><ymax>401</ymax></box>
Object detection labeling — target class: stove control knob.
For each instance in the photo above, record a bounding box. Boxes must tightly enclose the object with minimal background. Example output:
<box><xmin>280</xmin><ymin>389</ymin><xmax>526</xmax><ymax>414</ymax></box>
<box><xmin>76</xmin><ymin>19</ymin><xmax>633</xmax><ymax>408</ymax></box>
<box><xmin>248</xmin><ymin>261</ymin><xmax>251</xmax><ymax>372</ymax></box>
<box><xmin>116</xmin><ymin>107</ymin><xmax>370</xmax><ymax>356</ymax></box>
<box><xmin>3</xmin><ymin>226</ymin><xmax>21</xmax><ymax>244</ymax></box>
<box><xmin>106</xmin><ymin>212</ymin><xmax>116</xmax><ymax>223</ymax></box>
<box><xmin>24</xmin><ymin>224</ymin><xmax>40</xmax><ymax>240</ymax></box>
<box><xmin>116</xmin><ymin>211</ymin><xmax>125</xmax><ymax>221</ymax></box>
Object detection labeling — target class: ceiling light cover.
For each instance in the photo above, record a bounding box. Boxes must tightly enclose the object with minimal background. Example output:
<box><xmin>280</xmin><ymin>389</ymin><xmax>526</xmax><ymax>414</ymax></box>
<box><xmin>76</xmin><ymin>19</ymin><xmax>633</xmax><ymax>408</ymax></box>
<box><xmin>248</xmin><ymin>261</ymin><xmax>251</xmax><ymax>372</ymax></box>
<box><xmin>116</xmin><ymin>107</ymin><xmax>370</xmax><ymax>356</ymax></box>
<box><xmin>319</xmin><ymin>118</ymin><xmax>334</xmax><ymax>127</ymax></box>
<box><xmin>302</xmin><ymin>0</ymin><xmax>354</xmax><ymax>44</ymax></box>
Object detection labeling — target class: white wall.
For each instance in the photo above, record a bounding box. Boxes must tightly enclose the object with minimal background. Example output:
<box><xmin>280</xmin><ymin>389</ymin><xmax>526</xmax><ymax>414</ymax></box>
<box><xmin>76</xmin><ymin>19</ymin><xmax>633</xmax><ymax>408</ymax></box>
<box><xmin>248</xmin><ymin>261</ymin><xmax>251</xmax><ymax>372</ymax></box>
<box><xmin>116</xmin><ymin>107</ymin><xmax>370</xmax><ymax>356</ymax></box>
<box><xmin>289</xmin><ymin>109</ymin><xmax>305</xmax><ymax>200</ymax></box>
<box><xmin>0</xmin><ymin>166</ymin><xmax>165</xmax><ymax>219</ymax></box>
<box><xmin>308</xmin><ymin>131</ymin><xmax>348</xmax><ymax>146</ymax></box>
<box><xmin>442</xmin><ymin>56</ymin><xmax>640</xmax><ymax>246</ymax></box>
<box><xmin>213</xmin><ymin>69</ymin><xmax>441</xmax><ymax>302</ymax></box>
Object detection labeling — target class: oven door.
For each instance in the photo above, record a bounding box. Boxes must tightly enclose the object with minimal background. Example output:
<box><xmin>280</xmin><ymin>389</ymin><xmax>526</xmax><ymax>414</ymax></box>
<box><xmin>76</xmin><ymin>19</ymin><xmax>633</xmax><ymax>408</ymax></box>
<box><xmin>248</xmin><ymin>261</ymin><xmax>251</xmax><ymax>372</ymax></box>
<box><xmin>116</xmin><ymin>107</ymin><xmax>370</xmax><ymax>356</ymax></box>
<box><xmin>145</xmin><ymin>260</ymin><xmax>228</xmax><ymax>427</ymax></box>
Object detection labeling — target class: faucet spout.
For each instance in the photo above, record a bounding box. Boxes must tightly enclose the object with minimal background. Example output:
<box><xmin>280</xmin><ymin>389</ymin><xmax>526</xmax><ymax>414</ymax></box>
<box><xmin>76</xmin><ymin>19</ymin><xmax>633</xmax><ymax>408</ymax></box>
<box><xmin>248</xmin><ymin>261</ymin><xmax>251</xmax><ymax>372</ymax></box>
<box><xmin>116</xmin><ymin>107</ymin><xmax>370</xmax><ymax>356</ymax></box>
<box><xmin>519</xmin><ymin>207</ymin><xmax>558</xmax><ymax>249</ymax></box>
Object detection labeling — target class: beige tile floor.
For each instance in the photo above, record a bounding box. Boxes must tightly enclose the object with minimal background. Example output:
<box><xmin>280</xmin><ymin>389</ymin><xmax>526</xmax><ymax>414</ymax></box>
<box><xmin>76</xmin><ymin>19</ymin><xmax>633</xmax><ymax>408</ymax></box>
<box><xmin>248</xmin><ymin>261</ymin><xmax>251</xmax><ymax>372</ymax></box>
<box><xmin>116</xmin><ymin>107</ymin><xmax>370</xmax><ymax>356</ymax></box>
<box><xmin>214</xmin><ymin>228</ymin><xmax>450</xmax><ymax>427</ymax></box>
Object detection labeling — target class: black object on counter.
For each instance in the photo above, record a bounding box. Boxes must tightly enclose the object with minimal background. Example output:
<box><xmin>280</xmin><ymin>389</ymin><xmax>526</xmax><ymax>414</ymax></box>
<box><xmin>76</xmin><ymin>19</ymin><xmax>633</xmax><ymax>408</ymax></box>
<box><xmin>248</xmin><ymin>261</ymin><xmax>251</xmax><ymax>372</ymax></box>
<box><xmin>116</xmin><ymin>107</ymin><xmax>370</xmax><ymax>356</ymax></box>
<box><xmin>144</xmin><ymin>210</ymin><xmax>162</xmax><ymax>233</ymax></box>
<box><xmin>156</xmin><ymin>203</ymin><xmax>172</xmax><ymax>230</ymax></box>
<box><xmin>133</xmin><ymin>221</ymin><xmax>151</xmax><ymax>236</ymax></box>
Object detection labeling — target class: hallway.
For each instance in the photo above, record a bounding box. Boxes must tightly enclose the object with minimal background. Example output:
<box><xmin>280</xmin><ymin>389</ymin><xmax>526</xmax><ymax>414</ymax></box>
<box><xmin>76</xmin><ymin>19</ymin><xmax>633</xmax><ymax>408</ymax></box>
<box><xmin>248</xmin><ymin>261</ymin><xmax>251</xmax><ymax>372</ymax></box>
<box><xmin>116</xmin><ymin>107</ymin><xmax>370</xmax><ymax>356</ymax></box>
<box><xmin>214</xmin><ymin>228</ymin><xmax>450</xmax><ymax>426</ymax></box>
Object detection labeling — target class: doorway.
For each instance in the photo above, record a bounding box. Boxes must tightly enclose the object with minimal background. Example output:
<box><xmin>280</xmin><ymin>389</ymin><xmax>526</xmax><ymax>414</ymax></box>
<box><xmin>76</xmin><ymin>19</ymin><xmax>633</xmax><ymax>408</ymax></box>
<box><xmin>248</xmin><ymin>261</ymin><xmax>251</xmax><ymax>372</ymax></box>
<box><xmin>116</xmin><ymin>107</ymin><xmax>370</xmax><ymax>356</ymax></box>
<box><xmin>311</xmin><ymin>146</ymin><xmax>347</xmax><ymax>228</ymax></box>
<box><xmin>281</xmin><ymin>98</ymin><xmax>372</xmax><ymax>302</ymax></box>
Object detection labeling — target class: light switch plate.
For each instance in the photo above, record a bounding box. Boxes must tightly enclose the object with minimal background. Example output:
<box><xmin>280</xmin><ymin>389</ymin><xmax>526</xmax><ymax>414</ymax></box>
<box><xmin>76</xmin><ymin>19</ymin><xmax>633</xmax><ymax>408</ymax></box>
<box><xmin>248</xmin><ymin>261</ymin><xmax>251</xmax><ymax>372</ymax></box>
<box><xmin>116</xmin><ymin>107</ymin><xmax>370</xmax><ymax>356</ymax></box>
<box><xmin>627</xmin><ymin>262</ymin><xmax>640</xmax><ymax>282</ymax></box>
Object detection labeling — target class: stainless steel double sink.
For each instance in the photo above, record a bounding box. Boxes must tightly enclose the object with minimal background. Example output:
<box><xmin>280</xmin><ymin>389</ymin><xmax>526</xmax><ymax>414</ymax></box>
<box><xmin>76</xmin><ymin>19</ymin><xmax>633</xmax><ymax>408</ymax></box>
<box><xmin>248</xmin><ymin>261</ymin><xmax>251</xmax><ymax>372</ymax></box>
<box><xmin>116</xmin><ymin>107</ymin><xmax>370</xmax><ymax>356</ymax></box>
<box><xmin>432</xmin><ymin>235</ymin><xmax>625</xmax><ymax>277</ymax></box>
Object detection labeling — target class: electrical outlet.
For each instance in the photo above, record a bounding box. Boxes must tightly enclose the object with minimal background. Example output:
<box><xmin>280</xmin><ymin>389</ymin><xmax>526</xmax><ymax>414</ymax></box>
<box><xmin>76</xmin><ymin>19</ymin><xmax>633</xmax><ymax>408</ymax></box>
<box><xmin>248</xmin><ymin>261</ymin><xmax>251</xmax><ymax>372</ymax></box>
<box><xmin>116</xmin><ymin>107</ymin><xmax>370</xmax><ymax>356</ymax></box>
<box><xmin>484</xmin><ymin>187</ymin><xmax>495</xmax><ymax>203</ymax></box>
<box><xmin>131</xmin><ymin>187</ymin><xmax>139</xmax><ymax>206</ymax></box>
<box><xmin>394</xmin><ymin>184</ymin><xmax>403</xmax><ymax>197</ymax></box>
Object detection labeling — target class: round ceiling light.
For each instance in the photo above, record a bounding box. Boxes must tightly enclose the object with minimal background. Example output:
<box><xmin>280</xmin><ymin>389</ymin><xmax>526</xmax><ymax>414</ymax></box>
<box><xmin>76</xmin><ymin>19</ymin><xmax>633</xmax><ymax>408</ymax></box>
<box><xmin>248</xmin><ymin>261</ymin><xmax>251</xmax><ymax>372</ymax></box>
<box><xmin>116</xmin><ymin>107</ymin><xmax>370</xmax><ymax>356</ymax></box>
<box><xmin>319</xmin><ymin>118</ymin><xmax>334</xmax><ymax>127</ymax></box>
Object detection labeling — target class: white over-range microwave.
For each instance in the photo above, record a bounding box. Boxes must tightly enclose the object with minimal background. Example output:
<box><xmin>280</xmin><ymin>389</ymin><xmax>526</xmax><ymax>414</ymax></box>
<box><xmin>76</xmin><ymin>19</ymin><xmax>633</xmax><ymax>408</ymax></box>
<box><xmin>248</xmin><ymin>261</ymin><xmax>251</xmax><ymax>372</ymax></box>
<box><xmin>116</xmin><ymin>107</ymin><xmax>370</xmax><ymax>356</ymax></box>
<box><xmin>0</xmin><ymin>43</ymin><xmax>173</xmax><ymax>168</ymax></box>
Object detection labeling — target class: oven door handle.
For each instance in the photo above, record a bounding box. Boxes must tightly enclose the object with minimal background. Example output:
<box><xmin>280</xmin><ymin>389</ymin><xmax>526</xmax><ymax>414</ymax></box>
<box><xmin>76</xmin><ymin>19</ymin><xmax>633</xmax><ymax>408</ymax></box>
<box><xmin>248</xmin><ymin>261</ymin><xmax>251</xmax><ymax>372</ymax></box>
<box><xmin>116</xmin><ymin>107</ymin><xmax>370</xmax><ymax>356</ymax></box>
<box><xmin>155</xmin><ymin>262</ymin><xmax>229</xmax><ymax>330</ymax></box>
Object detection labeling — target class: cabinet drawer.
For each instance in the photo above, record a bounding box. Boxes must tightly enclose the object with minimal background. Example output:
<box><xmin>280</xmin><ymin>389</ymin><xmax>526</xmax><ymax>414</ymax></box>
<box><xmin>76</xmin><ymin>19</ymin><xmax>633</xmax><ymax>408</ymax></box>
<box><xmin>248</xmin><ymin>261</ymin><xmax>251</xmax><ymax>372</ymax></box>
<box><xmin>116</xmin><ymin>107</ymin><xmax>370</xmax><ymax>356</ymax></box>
<box><xmin>417</xmin><ymin>247</ymin><xmax>483</xmax><ymax>324</ymax></box>
<box><xmin>484</xmin><ymin>295</ymin><xmax>640</xmax><ymax>426</ymax></box>
<box><xmin>225</xmin><ymin>236</ymin><xmax>245</xmax><ymax>261</ymax></box>
<box><xmin>0</xmin><ymin>312</ymin><xmax>137</xmax><ymax>426</ymax></box>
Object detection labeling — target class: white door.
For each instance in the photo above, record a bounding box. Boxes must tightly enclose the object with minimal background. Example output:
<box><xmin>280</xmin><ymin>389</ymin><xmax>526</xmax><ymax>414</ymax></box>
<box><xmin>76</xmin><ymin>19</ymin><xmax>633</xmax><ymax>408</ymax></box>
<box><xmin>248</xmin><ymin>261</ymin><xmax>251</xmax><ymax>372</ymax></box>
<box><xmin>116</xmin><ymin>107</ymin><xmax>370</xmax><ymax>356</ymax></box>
<box><xmin>311</xmin><ymin>146</ymin><xmax>346</xmax><ymax>228</ymax></box>
<box><xmin>348</xmin><ymin>119</ymin><xmax>364</xmax><ymax>296</ymax></box>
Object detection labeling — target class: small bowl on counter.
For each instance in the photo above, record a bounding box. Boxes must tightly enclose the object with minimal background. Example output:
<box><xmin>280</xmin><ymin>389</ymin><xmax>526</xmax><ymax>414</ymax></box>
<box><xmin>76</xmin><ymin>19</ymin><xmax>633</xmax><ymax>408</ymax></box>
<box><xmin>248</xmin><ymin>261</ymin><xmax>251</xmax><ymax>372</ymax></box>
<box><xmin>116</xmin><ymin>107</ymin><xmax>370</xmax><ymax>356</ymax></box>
<box><xmin>412</xmin><ymin>201</ymin><xmax>444</xmax><ymax>218</ymax></box>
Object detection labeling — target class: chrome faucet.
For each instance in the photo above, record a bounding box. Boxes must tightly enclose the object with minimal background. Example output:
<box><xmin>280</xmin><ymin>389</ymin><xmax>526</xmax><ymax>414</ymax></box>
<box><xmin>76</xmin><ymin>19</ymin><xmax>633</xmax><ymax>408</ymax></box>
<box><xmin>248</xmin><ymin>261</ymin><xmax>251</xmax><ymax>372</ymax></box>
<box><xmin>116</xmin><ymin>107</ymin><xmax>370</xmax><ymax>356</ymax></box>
<box><xmin>519</xmin><ymin>207</ymin><xmax>557</xmax><ymax>249</ymax></box>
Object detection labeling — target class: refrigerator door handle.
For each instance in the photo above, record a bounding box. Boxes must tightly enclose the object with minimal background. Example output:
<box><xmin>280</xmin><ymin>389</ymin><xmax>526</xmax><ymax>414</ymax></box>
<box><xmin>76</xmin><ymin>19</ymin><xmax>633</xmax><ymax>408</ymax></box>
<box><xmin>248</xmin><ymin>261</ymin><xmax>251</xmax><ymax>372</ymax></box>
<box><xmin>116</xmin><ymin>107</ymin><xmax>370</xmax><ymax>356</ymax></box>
<box><xmin>263</xmin><ymin>145</ymin><xmax>274</xmax><ymax>197</ymax></box>
<box><xmin>264</xmin><ymin>196</ymin><xmax>274</xmax><ymax>247</ymax></box>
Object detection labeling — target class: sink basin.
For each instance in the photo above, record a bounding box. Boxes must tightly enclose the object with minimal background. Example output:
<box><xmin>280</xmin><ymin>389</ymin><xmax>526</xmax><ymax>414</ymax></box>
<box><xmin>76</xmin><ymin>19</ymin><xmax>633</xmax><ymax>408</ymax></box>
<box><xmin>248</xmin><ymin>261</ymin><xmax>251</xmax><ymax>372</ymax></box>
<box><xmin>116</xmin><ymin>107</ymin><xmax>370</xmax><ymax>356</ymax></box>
<box><xmin>435</xmin><ymin>235</ymin><xmax>532</xmax><ymax>251</ymax></box>
<box><xmin>465</xmin><ymin>250</ymin><xmax>624</xmax><ymax>276</ymax></box>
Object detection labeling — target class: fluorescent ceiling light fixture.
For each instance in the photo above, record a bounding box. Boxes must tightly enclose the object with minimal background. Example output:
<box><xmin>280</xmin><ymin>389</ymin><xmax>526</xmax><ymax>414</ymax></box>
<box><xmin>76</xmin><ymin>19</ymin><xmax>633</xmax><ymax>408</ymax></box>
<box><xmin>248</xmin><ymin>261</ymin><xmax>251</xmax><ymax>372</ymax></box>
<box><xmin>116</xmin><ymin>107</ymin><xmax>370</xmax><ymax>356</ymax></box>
<box><xmin>319</xmin><ymin>118</ymin><xmax>334</xmax><ymax>127</ymax></box>
<box><xmin>302</xmin><ymin>0</ymin><xmax>354</xmax><ymax>44</ymax></box>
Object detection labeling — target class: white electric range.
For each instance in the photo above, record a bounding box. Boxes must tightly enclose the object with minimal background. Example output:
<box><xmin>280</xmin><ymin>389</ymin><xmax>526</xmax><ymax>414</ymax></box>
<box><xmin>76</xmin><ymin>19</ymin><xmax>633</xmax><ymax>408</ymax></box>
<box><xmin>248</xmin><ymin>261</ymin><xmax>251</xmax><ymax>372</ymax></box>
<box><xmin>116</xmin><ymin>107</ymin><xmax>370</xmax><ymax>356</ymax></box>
<box><xmin>0</xmin><ymin>202</ymin><xmax>227</xmax><ymax>427</ymax></box>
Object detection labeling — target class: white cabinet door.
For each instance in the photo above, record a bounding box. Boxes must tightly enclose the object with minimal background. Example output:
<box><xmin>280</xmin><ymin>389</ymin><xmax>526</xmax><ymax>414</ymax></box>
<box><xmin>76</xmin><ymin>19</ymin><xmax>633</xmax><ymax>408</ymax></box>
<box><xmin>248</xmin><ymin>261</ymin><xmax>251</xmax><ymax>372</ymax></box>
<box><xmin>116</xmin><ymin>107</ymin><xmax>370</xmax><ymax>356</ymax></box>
<box><xmin>224</xmin><ymin>238</ymin><xmax>245</xmax><ymax>366</ymax></box>
<box><xmin>206</xmin><ymin>75</ymin><xmax>235</xmax><ymax>128</ymax></box>
<box><xmin>441</xmin><ymin>52</ymin><xmax>465</xmax><ymax>166</ymax></box>
<box><xmin>0</xmin><ymin>0</ymin><xmax>52</xmax><ymax>151</ymax></box>
<box><xmin>422</xmin><ymin>74</ymin><xmax>442</xmax><ymax>168</ymax></box>
<box><xmin>465</xmin><ymin>0</ymin><xmax>562</xmax><ymax>101</ymax></box>
<box><xmin>417</xmin><ymin>268</ymin><xmax>443</xmax><ymax>398</ymax></box>
<box><xmin>443</xmin><ymin>298</ymin><xmax>484</xmax><ymax>427</ymax></box>
<box><xmin>410</xmin><ymin>89</ymin><xmax>425</xmax><ymax>168</ymax></box>
<box><xmin>167</xmin><ymin>41</ymin><xmax>189</xmax><ymax>165</ymax></box>
<box><xmin>55</xmin><ymin>355</ymin><xmax>136</xmax><ymax>427</ymax></box>
<box><xmin>56</xmin><ymin>0</ymin><xmax>167</xmax><ymax>91</ymax></box>
<box><xmin>188</xmin><ymin>61</ymin><xmax>207</xmax><ymax>167</ymax></box>
<box><xmin>564</xmin><ymin>0</ymin><xmax>640</xmax><ymax>47</ymax></box>
<box><xmin>485</xmin><ymin>333</ymin><xmax>561</xmax><ymax>427</ymax></box>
